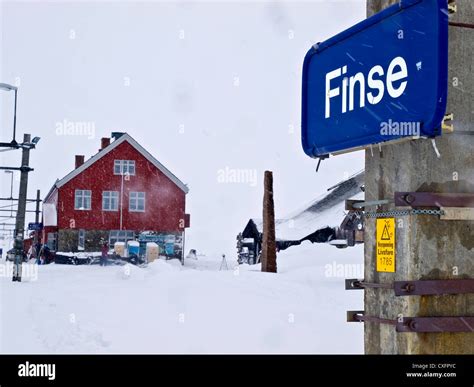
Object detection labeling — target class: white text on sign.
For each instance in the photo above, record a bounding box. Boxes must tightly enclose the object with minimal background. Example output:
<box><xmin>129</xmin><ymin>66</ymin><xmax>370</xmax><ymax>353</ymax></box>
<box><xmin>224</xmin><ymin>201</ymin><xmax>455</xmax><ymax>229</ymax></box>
<box><xmin>325</xmin><ymin>56</ymin><xmax>408</xmax><ymax>118</ymax></box>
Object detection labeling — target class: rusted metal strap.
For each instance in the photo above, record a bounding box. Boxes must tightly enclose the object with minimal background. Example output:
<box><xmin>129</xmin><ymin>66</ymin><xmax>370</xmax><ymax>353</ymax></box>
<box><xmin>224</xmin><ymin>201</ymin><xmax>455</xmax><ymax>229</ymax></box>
<box><xmin>345</xmin><ymin>279</ymin><xmax>392</xmax><ymax>290</ymax></box>
<box><xmin>347</xmin><ymin>311</ymin><xmax>397</xmax><ymax>325</ymax></box>
<box><xmin>347</xmin><ymin>311</ymin><xmax>474</xmax><ymax>333</ymax></box>
<box><xmin>449</xmin><ymin>22</ymin><xmax>474</xmax><ymax>29</ymax></box>
<box><xmin>397</xmin><ymin>317</ymin><xmax>474</xmax><ymax>333</ymax></box>
<box><xmin>346</xmin><ymin>278</ymin><xmax>474</xmax><ymax>296</ymax></box>
<box><xmin>345</xmin><ymin>199</ymin><xmax>364</xmax><ymax>211</ymax></box>
<box><xmin>394</xmin><ymin>279</ymin><xmax>474</xmax><ymax>296</ymax></box>
<box><xmin>345</xmin><ymin>199</ymin><xmax>392</xmax><ymax>210</ymax></box>
<box><xmin>394</xmin><ymin>192</ymin><xmax>474</xmax><ymax>208</ymax></box>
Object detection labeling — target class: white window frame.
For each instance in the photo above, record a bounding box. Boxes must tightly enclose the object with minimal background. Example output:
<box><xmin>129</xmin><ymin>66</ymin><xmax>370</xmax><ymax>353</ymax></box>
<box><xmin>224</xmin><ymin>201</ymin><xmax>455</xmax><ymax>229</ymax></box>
<box><xmin>129</xmin><ymin>191</ymin><xmax>145</xmax><ymax>212</ymax></box>
<box><xmin>109</xmin><ymin>230</ymin><xmax>135</xmax><ymax>247</ymax></box>
<box><xmin>114</xmin><ymin>160</ymin><xmax>122</xmax><ymax>175</ymax></box>
<box><xmin>102</xmin><ymin>191</ymin><xmax>119</xmax><ymax>211</ymax></box>
<box><xmin>114</xmin><ymin>160</ymin><xmax>136</xmax><ymax>176</ymax></box>
<box><xmin>125</xmin><ymin>160</ymin><xmax>135</xmax><ymax>175</ymax></box>
<box><xmin>78</xmin><ymin>229</ymin><xmax>85</xmax><ymax>251</ymax></box>
<box><xmin>74</xmin><ymin>190</ymin><xmax>92</xmax><ymax>210</ymax></box>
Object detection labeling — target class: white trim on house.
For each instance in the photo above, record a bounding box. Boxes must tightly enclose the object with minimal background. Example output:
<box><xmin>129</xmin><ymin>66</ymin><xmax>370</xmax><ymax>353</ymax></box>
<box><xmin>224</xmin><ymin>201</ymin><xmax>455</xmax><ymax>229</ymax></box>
<box><xmin>55</xmin><ymin>133</ymin><xmax>189</xmax><ymax>193</ymax></box>
<box><xmin>44</xmin><ymin>180</ymin><xmax>59</xmax><ymax>203</ymax></box>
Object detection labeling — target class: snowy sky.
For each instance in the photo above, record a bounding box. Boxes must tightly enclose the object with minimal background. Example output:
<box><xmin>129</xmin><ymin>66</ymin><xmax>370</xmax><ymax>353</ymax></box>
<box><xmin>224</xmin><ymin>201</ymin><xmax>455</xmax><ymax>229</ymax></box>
<box><xmin>0</xmin><ymin>0</ymin><xmax>366</xmax><ymax>254</ymax></box>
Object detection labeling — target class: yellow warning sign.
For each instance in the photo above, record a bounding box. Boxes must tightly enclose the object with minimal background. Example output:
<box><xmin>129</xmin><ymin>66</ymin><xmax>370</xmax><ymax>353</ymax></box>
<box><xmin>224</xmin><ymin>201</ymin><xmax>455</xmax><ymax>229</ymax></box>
<box><xmin>376</xmin><ymin>218</ymin><xmax>395</xmax><ymax>272</ymax></box>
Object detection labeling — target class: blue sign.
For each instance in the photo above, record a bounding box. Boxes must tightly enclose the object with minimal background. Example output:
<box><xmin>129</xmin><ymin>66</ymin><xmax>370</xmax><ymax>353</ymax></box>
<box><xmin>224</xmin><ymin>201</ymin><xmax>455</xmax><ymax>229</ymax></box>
<box><xmin>302</xmin><ymin>0</ymin><xmax>448</xmax><ymax>158</ymax></box>
<box><xmin>28</xmin><ymin>222</ymin><xmax>43</xmax><ymax>231</ymax></box>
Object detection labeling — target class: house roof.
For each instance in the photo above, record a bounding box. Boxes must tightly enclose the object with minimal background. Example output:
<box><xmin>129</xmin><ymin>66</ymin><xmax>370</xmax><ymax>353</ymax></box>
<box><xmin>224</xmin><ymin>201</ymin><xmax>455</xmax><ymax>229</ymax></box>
<box><xmin>49</xmin><ymin>133</ymin><xmax>189</xmax><ymax>196</ymax></box>
<box><xmin>43</xmin><ymin>179</ymin><xmax>59</xmax><ymax>203</ymax></box>
<box><xmin>241</xmin><ymin>170</ymin><xmax>365</xmax><ymax>242</ymax></box>
<box><xmin>242</xmin><ymin>218</ymin><xmax>287</xmax><ymax>238</ymax></box>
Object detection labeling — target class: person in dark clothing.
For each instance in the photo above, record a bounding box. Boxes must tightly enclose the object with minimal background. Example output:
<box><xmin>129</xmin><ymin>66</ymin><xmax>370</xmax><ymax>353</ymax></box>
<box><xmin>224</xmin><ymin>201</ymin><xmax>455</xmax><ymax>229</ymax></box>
<box><xmin>34</xmin><ymin>243</ymin><xmax>42</xmax><ymax>264</ymax></box>
<box><xmin>100</xmin><ymin>239</ymin><xmax>109</xmax><ymax>266</ymax></box>
<box><xmin>35</xmin><ymin>242</ymin><xmax>41</xmax><ymax>258</ymax></box>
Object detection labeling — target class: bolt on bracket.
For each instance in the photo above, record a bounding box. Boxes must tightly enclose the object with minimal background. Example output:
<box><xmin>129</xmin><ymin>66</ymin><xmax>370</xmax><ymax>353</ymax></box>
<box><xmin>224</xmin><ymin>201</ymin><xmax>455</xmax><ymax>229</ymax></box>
<box><xmin>448</xmin><ymin>0</ymin><xmax>457</xmax><ymax>14</ymax></box>
<box><xmin>394</xmin><ymin>192</ymin><xmax>474</xmax><ymax>208</ymax></box>
<box><xmin>442</xmin><ymin>112</ymin><xmax>454</xmax><ymax>133</ymax></box>
<box><xmin>347</xmin><ymin>311</ymin><xmax>474</xmax><ymax>333</ymax></box>
<box><xmin>345</xmin><ymin>278</ymin><xmax>474</xmax><ymax>296</ymax></box>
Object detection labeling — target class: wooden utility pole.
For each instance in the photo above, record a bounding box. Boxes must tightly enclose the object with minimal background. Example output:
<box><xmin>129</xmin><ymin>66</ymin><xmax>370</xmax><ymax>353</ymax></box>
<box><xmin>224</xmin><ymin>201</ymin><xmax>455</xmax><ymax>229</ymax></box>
<box><xmin>13</xmin><ymin>134</ymin><xmax>32</xmax><ymax>282</ymax></box>
<box><xmin>364</xmin><ymin>0</ymin><xmax>474</xmax><ymax>354</ymax></box>
<box><xmin>261</xmin><ymin>171</ymin><xmax>277</xmax><ymax>273</ymax></box>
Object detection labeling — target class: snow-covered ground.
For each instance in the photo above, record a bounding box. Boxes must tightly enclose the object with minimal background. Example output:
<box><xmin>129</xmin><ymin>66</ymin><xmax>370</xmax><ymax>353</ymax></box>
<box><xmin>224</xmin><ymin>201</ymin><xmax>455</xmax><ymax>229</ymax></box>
<box><xmin>0</xmin><ymin>242</ymin><xmax>363</xmax><ymax>354</ymax></box>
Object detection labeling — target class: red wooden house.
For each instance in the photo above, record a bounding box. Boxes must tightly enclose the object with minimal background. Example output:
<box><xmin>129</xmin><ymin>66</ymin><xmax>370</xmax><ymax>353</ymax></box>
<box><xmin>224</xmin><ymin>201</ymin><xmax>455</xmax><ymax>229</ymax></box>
<box><xmin>42</xmin><ymin>132</ymin><xmax>189</xmax><ymax>257</ymax></box>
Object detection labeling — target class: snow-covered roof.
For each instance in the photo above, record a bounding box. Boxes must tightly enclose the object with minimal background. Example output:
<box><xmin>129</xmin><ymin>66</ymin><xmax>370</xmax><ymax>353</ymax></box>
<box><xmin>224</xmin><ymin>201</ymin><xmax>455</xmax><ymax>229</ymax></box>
<box><xmin>54</xmin><ymin>133</ymin><xmax>189</xmax><ymax>193</ymax></box>
<box><xmin>277</xmin><ymin>170</ymin><xmax>364</xmax><ymax>240</ymax></box>
<box><xmin>243</xmin><ymin>171</ymin><xmax>364</xmax><ymax>241</ymax></box>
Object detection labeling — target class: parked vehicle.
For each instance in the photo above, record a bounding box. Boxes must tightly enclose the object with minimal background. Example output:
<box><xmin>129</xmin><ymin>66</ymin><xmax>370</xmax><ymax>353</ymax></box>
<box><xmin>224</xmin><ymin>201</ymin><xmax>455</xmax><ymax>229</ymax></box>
<box><xmin>54</xmin><ymin>253</ymin><xmax>95</xmax><ymax>265</ymax></box>
<box><xmin>237</xmin><ymin>237</ymin><xmax>258</xmax><ymax>265</ymax></box>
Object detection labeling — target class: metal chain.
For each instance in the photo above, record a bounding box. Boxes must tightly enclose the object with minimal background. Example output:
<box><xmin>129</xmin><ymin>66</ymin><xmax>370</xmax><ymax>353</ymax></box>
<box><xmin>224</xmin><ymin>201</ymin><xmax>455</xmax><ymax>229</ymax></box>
<box><xmin>364</xmin><ymin>209</ymin><xmax>445</xmax><ymax>218</ymax></box>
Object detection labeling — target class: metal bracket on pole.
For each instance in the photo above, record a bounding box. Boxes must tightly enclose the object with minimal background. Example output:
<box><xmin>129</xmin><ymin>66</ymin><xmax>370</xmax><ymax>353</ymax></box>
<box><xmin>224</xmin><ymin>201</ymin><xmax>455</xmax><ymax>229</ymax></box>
<box><xmin>394</xmin><ymin>192</ymin><xmax>474</xmax><ymax>208</ymax></box>
<box><xmin>345</xmin><ymin>199</ymin><xmax>392</xmax><ymax>210</ymax></box>
<box><xmin>397</xmin><ymin>317</ymin><xmax>474</xmax><ymax>333</ymax></box>
<box><xmin>348</xmin><ymin>193</ymin><xmax>472</xmax><ymax>218</ymax></box>
<box><xmin>345</xmin><ymin>199</ymin><xmax>364</xmax><ymax>211</ymax></box>
<box><xmin>347</xmin><ymin>311</ymin><xmax>474</xmax><ymax>333</ymax></box>
<box><xmin>345</xmin><ymin>278</ymin><xmax>474</xmax><ymax>296</ymax></box>
<box><xmin>448</xmin><ymin>0</ymin><xmax>457</xmax><ymax>14</ymax></box>
<box><xmin>394</xmin><ymin>279</ymin><xmax>474</xmax><ymax>296</ymax></box>
<box><xmin>345</xmin><ymin>279</ymin><xmax>392</xmax><ymax>290</ymax></box>
<box><xmin>315</xmin><ymin>154</ymin><xmax>329</xmax><ymax>173</ymax></box>
<box><xmin>347</xmin><ymin>310</ymin><xmax>396</xmax><ymax>326</ymax></box>
<box><xmin>442</xmin><ymin>113</ymin><xmax>454</xmax><ymax>133</ymax></box>
<box><xmin>440</xmin><ymin>207</ymin><xmax>474</xmax><ymax>221</ymax></box>
<box><xmin>347</xmin><ymin>310</ymin><xmax>366</xmax><ymax>323</ymax></box>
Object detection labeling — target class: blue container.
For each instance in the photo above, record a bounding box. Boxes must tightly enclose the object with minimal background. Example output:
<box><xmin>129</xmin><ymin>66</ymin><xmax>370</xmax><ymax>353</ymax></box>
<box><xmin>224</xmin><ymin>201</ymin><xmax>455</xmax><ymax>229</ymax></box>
<box><xmin>164</xmin><ymin>243</ymin><xmax>174</xmax><ymax>256</ymax></box>
<box><xmin>127</xmin><ymin>241</ymin><xmax>140</xmax><ymax>256</ymax></box>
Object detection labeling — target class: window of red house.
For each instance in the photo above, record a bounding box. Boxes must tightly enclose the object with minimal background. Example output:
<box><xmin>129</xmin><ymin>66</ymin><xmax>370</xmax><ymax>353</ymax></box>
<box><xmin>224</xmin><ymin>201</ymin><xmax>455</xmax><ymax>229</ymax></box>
<box><xmin>114</xmin><ymin>160</ymin><xmax>135</xmax><ymax>175</ymax></box>
<box><xmin>75</xmin><ymin>190</ymin><xmax>91</xmax><ymax>210</ymax></box>
<box><xmin>129</xmin><ymin>192</ymin><xmax>145</xmax><ymax>212</ymax></box>
<box><xmin>102</xmin><ymin>191</ymin><xmax>119</xmax><ymax>211</ymax></box>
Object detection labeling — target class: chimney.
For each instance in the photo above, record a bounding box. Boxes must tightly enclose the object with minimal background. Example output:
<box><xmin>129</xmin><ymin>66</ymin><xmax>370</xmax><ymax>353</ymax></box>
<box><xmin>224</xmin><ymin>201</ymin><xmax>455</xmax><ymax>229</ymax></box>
<box><xmin>111</xmin><ymin>132</ymin><xmax>125</xmax><ymax>141</ymax></box>
<box><xmin>101</xmin><ymin>137</ymin><xmax>111</xmax><ymax>150</ymax></box>
<box><xmin>75</xmin><ymin>155</ymin><xmax>85</xmax><ymax>169</ymax></box>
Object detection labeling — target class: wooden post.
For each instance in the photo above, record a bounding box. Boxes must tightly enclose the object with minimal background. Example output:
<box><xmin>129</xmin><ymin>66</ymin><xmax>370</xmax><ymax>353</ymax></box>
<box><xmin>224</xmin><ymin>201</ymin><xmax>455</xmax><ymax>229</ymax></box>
<box><xmin>261</xmin><ymin>171</ymin><xmax>277</xmax><ymax>273</ymax></box>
